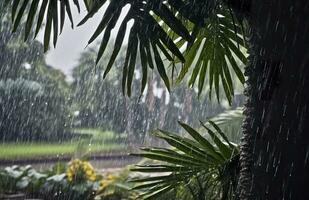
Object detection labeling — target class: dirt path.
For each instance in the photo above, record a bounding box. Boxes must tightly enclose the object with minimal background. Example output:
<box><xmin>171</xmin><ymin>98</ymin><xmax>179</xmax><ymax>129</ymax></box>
<box><xmin>0</xmin><ymin>151</ymin><xmax>137</xmax><ymax>166</ymax></box>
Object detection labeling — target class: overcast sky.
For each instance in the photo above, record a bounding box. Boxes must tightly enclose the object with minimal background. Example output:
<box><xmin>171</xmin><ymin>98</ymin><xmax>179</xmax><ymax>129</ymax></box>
<box><xmin>41</xmin><ymin>3</ymin><xmax>129</xmax><ymax>77</ymax></box>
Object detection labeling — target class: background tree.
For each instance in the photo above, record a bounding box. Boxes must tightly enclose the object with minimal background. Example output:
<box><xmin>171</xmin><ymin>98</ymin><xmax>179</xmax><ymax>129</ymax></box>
<box><xmin>0</xmin><ymin>4</ymin><xmax>70</xmax><ymax>142</ymax></box>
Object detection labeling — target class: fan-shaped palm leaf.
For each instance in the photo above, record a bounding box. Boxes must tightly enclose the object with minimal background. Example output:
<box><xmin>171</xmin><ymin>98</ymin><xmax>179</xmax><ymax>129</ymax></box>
<box><xmin>130</xmin><ymin>121</ymin><xmax>240</xmax><ymax>200</ymax></box>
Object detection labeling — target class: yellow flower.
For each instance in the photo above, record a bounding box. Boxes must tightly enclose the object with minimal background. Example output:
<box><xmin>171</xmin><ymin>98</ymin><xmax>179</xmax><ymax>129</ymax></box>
<box><xmin>86</xmin><ymin>170</ymin><xmax>93</xmax><ymax>176</ymax></box>
<box><xmin>65</xmin><ymin>159</ymin><xmax>97</xmax><ymax>182</ymax></box>
<box><xmin>89</xmin><ymin>175</ymin><xmax>96</xmax><ymax>181</ymax></box>
<box><xmin>83</xmin><ymin>162</ymin><xmax>94</xmax><ymax>170</ymax></box>
<box><xmin>107</xmin><ymin>174</ymin><xmax>115</xmax><ymax>180</ymax></box>
<box><xmin>69</xmin><ymin>165</ymin><xmax>75</xmax><ymax>172</ymax></box>
<box><xmin>99</xmin><ymin>179</ymin><xmax>109</xmax><ymax>189</ymax></box>
<box><xmin>66</xmin><ymin>171</ymin><xmax>73</xmax><ymax>181</ymax></box>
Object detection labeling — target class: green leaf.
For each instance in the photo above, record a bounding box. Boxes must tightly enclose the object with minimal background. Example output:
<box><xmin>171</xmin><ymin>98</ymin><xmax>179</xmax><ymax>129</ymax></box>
<box><xmin>95</xmin><ymin>8</ymin><xmax>122</xmax><ymax>64</ymax></box>
<box><xmin>127</xmin><ymin>32</ymin><xmax>138</xmax><ymax>97</ymax></box>
<box><xmin>200</xmin><ymin>122</ymin><xmax>232</xmax><ymax>159</ymax></box>
<box><xmin>143</xmin><ymin>185</ymin><xmax>175</xmax><ymax>200</ymax></box>
<box><xmin>51</xmin><ymin>1</ymin><xmax>58</xmax><ymax>47</ymax></box>
<box><xmin>60</xmin><ymin>1</ymin><xmax>66</xmax><ymax>33</ymax></box>
<box><xmin>12</xmin><ymin>0</ymin><xmax>20</xmax><ymax>23</ymax></box>
<box><xmin>13</xmin><ymin>0</ymin><xmax>28</xmax><ymax>33</ymax></box>
<box><xmin>152</xmin><ymin>42</ymin><xmax>170</xmax><ymax>92</ymax></box>
<box><xmin>130</xmin><ymin>165</ymin><xmax>191</xmax><ymax>173</ymax></box>
<box><xmin>35</xmin><ymin>0</ymin><xmax>48</xmax><ymax>37</ymax></box>
<box><xmin>154</xmin><ymin>130</ymin><xmax>215</xmax><ymax>164</ymax></box>
<box><xmin>103</xmin><ymin>17</ymin><xmax>128</xmax><ymax>78</ymax></box>
<box><xmin>208</xmin><ymin>120</ymin><xmax>238</xmax><ymax>151</ymax></box>
<box><xmin>78</xmin><ymin>0</ymin><xmax>107</xmax><ymax>26</ymax></box>
<box><xmin>153</xmin><ymin>4</ymin><xmax>192</xmax><ymax>42</ymax></box>
<box><xmin>132</xmin><ymin>151</ymin><xmax>203</xmax><ymax>167</ymax></box>
<box><xmin>177</xmin><ymin>38</ymin><xmax>203</xmax><ymax>83</ymax></box>
<box><xmin>63</xmin><ymin>0</ymin><xmax>74</xmax><ymax>28</ymax></box>
<box><xmin>221</xmin><ymin>35</ymin><xmax>247</xmax><ymax>65</ymax></box>
<box><xmin>178</xmin><ymin>122</ymin><xmax>224</xmax><ymax>161</ymax></box>
<box><xmin>43</xmin><ymin>2</ymin><xmax>53</xmax><ymax>52</ymax></box>
<box><xmin>139</xmin><ymin>43</ymin><xmax>148</xmax><ymax>95</ymax></box>
<box><xmin>24</xmin><ymin>0</ymin><xmax>40</xmax><ymax>40</ymax></box>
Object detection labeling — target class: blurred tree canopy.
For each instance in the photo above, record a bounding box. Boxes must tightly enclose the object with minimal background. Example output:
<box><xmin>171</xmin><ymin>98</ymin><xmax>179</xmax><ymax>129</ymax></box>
<box><xmin>0</xmin><ymin>7</ymin><xmax>70</xmax><ymax>142</ymax></box>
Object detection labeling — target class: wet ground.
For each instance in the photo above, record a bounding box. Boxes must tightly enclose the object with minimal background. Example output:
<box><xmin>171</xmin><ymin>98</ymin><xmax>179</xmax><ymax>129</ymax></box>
<box><xmin>0</xmin><ymin>153</ymin><xmax>141</xmax><ymax>171</ymax></box>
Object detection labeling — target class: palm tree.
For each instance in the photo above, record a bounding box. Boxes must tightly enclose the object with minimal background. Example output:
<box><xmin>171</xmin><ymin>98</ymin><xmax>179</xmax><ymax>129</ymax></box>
<box><xmin>4</xmin><ymin>0</ymin><xmax>309</xmax><ymax>199</ymax></box>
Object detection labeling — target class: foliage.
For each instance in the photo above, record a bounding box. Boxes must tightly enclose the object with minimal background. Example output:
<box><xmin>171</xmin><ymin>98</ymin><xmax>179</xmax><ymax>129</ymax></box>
<box><xmin>0</xmin><ymin>160</ymin><xmax>138</xmax><ymax>200</ymax></box>
<box><xmin>0</xmin><ymin>6</ymin><xmax>71</xmax><ymax>142</ymax></box>
<box><xmin>0</xmin><ymin>2</ymin><xmax>247</xmax><ymax>199</ymax></box>
<box><xmin>38</xmin><ymin>160</ymin><xmax>99</xmax><ymax>200</ymax></box>
<box><xmin>0</xmin><ymin>165</ymin><xmax>47</xmax><ymax>195</ymax></box>
<box><xmin>6</xmin><ymin>0</ymin><xmax>248</xmax><ymax>102</ymax></box>
<box><xmin>96</xmin><ymin>168</ymin><xmax>139</xmax><ymax>200</ymax></box>
<box><xmin>130</xmin><ymin>121</ymin><xmax>240</xmax><ymax>200</ymax></box>
<box><xmin>0</xmin><ymin>78</ymin><xmax>68</xmax><ymax>141</ymax></box>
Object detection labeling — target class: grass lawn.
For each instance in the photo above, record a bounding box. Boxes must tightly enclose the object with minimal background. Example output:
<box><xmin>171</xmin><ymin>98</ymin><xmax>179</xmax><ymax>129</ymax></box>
<box><xmin>0</xmin><ymin>129</ymin><xmax>127</xmax><ymax>159</ymax></box>
<box><xmin>0</xmin><ymin>142</ymin><xmax>125</xmax><ymax>159</ymax></box>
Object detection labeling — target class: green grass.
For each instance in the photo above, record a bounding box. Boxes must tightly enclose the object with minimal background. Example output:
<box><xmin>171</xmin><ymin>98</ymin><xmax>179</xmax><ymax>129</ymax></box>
<box><xmin>0</xmin><ymin>142</ymin><xmax>124</xmax><ymax>159</ymax></box>
<box><xmin>0</xmin><ymin>129</ymin><xmax>127</xmax><ymax>159</ymax></box>
<box><xmin>73</xmin><ymin>128</ymin><xmax>127</xmax><ymax>141</ymax></box>
<box><xmin>73</xmin><ymin>128</ymin><xmax>116</xmax><ymax>141</ymax></box>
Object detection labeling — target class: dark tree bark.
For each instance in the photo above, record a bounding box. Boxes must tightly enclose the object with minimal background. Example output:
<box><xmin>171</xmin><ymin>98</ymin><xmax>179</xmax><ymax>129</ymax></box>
<box><xmin>238</xmin><ymin>0</ymin><xmax>309</xmax><ymax>199</ymax></box>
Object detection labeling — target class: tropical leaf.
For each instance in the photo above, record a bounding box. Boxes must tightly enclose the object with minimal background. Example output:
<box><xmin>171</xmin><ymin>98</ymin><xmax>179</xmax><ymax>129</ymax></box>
<box><xmin>130</xmin><ymin>121</ymin><xmax>240</xmax><ymax>200</ymax></box>
<box><xmin>175</xmin><ymin>8</ymin><xmax>247</xmax><ymax>103</ymax></box>
<box><xmin>7</xmin><ymin>0</ymin><xmax>91</xmax><ymax>52</ymax></box>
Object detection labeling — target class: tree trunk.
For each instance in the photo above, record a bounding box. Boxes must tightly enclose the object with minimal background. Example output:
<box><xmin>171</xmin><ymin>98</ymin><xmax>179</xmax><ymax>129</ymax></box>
<box><xmin>239</xmin><ymin>0</ymin><xmax>309</xmax><ymax>199</ymax></box>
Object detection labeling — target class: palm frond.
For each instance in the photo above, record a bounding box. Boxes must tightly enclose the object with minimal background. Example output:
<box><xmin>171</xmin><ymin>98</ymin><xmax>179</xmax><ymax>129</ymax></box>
<box><xmin>175</xmin><ymin>8</ymin><xmax>247</xmax><ymax>103</ymax></box>
<box><xmin>130</xmin><ymin>121</ymin><xmax>240</xmax><ymax>200</ymax></box>
<box><xmin>7</xmin><ymin>0</ymin><xmax>88</xmax><ymax>52</ymax></box>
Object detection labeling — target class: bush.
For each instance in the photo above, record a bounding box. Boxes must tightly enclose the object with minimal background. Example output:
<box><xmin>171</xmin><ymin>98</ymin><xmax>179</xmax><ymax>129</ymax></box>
<box><xmin>0</xmin><ymin>160</ymin><xmax>136</xmax><ymax>200</ymax></box>
<box><xmin>0</xmin><ymin>78</ymin><xmax>68</xmax><ymax>141</ymax></box>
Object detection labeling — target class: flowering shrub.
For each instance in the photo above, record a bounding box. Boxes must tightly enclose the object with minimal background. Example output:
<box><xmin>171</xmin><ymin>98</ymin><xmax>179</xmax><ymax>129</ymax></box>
<box><xmin>66</xmin><ymin>159</ymin><xmax>96</xmax><ymax>182</ymax></box>
<box><xmin>96</xmin><ymin>170</ymin><xmax>139</xmax><ymax>200</ymax></box>
<box><xmin>0</xmin><ymin>160</ymin><xmax>136</xmax><ymax>200</ymax></box>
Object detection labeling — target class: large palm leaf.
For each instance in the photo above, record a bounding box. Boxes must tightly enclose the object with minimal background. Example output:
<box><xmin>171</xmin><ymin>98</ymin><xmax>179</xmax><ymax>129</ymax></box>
<box><xmin>174</xmin><ymin>9</ymin><xmax>247</xmax><ymax>103</ymax></box>
<box><xmin>5</xmin><ymin>0</ymin><xmax>247</xmax><ymax>101</ymax></box>
<box><xmin>130</xmin><ymin>121</ymin><xmax>240</xmax><ymax>200</ymax></box>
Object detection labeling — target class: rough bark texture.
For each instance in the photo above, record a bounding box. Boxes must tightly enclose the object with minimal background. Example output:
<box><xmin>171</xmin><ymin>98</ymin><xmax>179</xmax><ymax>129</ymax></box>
<box><xmin>239</xmin><ymin>0</ymin><xmax>309</xmax><ymax>199</ymax></box>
